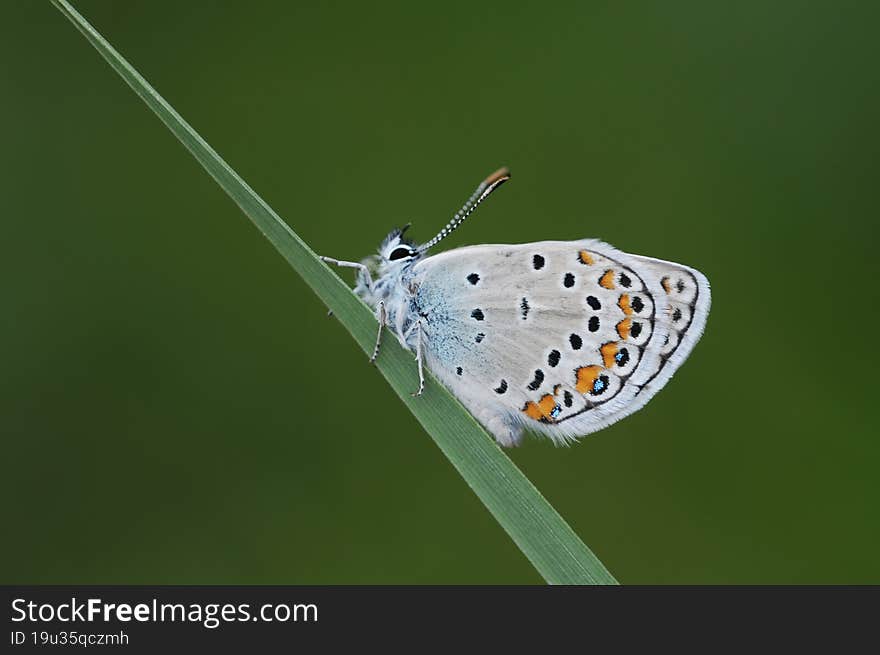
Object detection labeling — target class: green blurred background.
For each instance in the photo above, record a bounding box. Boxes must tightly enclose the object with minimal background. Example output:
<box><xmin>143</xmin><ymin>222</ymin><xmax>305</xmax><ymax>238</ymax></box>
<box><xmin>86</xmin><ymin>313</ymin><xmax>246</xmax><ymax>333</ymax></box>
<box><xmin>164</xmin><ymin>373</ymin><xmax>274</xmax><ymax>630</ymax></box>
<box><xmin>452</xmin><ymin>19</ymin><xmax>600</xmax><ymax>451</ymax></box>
<box><xmin>2</xmin><ymin>0</ymin><xmax>878</xmax><ymax>584</ymax></box>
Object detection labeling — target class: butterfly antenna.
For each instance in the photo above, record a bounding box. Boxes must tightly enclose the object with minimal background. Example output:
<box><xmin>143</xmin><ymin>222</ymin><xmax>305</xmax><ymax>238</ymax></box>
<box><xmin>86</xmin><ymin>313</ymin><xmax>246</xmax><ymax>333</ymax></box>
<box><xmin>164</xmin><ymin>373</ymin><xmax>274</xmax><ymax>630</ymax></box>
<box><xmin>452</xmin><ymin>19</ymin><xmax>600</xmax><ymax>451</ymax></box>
<box><xmin>417</xmin><ymin>167</ymin><xmax>510</xmax><ymax>253</ymax></box>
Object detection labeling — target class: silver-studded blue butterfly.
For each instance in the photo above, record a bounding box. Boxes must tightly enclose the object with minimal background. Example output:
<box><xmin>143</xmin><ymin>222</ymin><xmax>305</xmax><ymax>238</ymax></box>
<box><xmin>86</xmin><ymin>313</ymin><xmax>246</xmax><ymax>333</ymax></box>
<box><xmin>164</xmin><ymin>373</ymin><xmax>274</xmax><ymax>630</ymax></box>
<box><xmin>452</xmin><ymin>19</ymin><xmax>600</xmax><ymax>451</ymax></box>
<box><xmin>322</xmin><ymin>168</ymin><xmax>710</xmax><ymax>446</ymax></box>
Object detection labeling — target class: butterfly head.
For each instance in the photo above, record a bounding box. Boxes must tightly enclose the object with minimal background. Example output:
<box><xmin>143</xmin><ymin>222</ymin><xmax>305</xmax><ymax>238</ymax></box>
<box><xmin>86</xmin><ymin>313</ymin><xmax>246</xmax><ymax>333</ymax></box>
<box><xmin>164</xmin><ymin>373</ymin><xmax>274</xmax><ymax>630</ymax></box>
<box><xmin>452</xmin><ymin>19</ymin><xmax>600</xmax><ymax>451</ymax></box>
<box><xmin>378</xmin><ymin>223</ymin><xmax>422</xmax><ymax>267</ymax></box>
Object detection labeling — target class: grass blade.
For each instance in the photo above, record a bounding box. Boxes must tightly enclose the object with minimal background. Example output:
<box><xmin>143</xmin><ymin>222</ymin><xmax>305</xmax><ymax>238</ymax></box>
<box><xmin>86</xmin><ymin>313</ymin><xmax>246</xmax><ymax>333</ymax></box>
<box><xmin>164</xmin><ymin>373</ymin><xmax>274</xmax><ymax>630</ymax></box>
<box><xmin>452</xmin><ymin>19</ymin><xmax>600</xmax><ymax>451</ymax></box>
<box><xmin>51</xmin><ymin>0</ymin><xmax>618</xmax><ymax>585</ymax></box>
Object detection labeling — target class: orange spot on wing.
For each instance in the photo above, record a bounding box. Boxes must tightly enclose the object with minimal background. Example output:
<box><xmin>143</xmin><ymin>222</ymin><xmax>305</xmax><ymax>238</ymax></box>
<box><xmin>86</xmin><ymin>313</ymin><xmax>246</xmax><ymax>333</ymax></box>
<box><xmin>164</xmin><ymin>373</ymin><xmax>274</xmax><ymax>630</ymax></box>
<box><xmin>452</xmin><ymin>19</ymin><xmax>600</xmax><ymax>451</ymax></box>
<box><xmin>618</xmin><ymin>294</ymin><xmax>633</xmax><ymax>316</ymax></box>
<box><xmin>578</xmin><ymin>250</ymin><xmax>594</xmax><ymax>265</ymax></box>
<box><xmin>600</xmin><ymin>342</ymin><xmax>619</xmax><ymax>368</ymax></box>
<box><xmin>522</xmin><ymin>394</ymin><xmax>559</xmax><ymax>422</ymax></box>
<box><xmin>661</xmin><ymin>276</ymin><xmax>672</xmax><ymax>293</ymax></box>
<box><xmin>575</xmin><ymin>365</ymin><xmax>603</xmax><ymax>394</ymax></box>
<box><xmin>599</xmin><ymin>269</ymin><xmax>616</xmax><ymax>289</ymax></box>
<box><xmin>538</xmin><ymin>394</ymin><xmax>556</xmax><ymax>415</ymax></box>
<box><xmin>523</xmin><ymin>401</ymin><xmax>544</xmax><ymax>420</ymax></box>
<box><xmin>616</xmin><ymin>317</ymin><xmax>632</xmax><ymax>339</ymax></box>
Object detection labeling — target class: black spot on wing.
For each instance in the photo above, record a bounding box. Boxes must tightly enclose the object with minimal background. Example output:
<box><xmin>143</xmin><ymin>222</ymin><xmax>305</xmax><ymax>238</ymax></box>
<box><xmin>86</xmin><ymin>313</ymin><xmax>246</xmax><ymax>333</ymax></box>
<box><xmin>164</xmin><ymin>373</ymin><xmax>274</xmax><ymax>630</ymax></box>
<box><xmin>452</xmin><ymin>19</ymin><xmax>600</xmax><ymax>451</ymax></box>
<box><xmin>563</xmin><ymin>390</ymin><xmax>573</xmax><ymax>407</ymax></box>
<box><xmin>471</xmin><ymin>308</ymin><xmax>484</xmax><ymax>321</ymax></box>
<box><xmin>475</xmin><ymin>332</ymin><xmax>485</xmax><ymax>343</ymax></box>
<box><xmin>588</xmin><ymin>316</ymin><xmax>600</xmax><ymax>332</ymax></box>
<box><xmin>548</xmin><ymin>349</ymin><xmax>560</xmax><ymax>367</ymax></box>
<box><xmin>563</xmin><ymin>272</ymin><xmax>575</xmax><ymax>288</ymax></box>
<box><xmin>456</xmin><ymin>366</ymin><xmax>462</xmax><ymax>376</ymax></box>
<box><xmin>520</xmin><ymin>297</ymin><xmax>530</xmax><ymax>319</ymax></box>
<box><xmin>586</xmin><ymin>295</ymin><xmax>601</xmax><ymax>310</ymax></box>
<box><xmin>527</xmin><ymin>369</ymin><xmax>545</xmax><ymax>391</ymax></box>
<box><xmin>631</xmin><ymin>296</ymin><xmax>644</xmax><ymax>313</ymax></box>
<box><xmin>494</xmin><ymin>379</ymin><xmax>508</xmax><ymax>394</ymax></box>
<box><xmin>532</xmin><ymin>254</ymin><xmax>545</xmax><ymax>270</ymax></box>
<box><xmin>619</xmin><ymin>273</ymin><xmax>632</xmax><ymax>288</ymax></box>
<box><xmin>569</xmin><ymin>334</ymin><xmax>583</xmax><ymax>350</ymax></box>
<box><xmin>466</xmin><ymin>273</ymin><xmax>480</xmax><ymax>285</ymax></box>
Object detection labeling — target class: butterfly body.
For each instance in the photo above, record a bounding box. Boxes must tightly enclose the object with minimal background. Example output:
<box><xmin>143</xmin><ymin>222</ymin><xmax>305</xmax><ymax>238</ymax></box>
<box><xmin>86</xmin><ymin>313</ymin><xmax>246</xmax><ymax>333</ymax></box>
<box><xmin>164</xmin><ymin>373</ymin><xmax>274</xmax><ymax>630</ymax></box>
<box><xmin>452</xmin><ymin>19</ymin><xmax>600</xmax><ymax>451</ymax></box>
<box><xmin>323</xmin><ymin>169</ymin><xmax>710</xmax><ymax>447</ymax></box>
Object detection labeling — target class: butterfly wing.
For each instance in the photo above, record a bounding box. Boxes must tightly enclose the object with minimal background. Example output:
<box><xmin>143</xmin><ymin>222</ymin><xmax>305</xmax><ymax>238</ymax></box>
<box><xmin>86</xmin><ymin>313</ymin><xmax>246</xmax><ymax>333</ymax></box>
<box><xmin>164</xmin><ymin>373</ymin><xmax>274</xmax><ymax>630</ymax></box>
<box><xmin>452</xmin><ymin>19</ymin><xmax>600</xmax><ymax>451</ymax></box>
<box><xmin>410</xmin><ymin>240</ymin><xmax>710</xmax><ymax>446</ymax></box>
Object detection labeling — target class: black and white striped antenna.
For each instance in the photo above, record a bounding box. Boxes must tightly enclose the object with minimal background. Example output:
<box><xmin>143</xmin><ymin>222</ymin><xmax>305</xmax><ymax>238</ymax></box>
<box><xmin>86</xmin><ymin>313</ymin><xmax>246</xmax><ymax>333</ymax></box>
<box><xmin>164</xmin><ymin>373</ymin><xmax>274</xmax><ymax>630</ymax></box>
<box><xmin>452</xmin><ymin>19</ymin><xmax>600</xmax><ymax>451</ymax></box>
<box><xmin>417</xmin><ymin>167</ymin><xmax>510</xmax><ymax>253</ymax></box>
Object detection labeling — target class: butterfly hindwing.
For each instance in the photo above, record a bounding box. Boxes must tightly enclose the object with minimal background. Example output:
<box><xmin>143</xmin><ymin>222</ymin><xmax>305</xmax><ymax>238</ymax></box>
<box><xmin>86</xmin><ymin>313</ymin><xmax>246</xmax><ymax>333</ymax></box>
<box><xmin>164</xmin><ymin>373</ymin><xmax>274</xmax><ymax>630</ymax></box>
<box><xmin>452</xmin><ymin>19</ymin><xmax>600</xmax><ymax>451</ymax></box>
<box><xmin>410</xmin><ymin>240</ymin><xmax>708</xmax><ymax>445</ymax></box>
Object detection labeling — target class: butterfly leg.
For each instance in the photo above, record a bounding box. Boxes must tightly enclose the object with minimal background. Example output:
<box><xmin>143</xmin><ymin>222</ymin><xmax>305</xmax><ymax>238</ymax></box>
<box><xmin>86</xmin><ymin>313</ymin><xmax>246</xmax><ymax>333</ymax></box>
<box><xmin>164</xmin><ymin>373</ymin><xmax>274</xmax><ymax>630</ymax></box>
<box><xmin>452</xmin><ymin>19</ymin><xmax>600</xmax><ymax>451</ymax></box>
<box><xmin>319</xmin><ymin>256</ymin><xmax>374</xmax><ymax>290</ymax></box>
<box><xmin>369</xmin><ymin>301</ymin><xmax>386</xmax><ymax>364</ymax></box>
<box><xmin>411</xmin><ymin>319</ymin><xmax>425</xmax><ymax>397</ymax></box>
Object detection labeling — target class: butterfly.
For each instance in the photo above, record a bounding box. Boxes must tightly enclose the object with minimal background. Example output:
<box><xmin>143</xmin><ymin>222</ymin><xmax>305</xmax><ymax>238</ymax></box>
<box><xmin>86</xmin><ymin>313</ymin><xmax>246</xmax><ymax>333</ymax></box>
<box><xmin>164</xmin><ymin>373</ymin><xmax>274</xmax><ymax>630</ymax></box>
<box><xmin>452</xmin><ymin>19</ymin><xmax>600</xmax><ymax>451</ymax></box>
<box><xmin>322</xmin><ymin>167</ymin><xmax>710</xmax><ymax>447</ymax></box>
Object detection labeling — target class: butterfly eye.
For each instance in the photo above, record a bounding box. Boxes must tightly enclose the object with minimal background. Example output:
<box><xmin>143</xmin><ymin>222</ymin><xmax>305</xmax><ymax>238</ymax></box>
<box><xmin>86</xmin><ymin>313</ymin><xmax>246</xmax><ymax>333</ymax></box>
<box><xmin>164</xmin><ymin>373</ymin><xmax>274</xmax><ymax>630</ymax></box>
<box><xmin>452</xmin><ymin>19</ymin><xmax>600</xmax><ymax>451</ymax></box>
<box><xmin>389</xmin><ymin>247</ymin><xmax>413</xmax><ymax>261</ymax></box>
